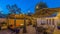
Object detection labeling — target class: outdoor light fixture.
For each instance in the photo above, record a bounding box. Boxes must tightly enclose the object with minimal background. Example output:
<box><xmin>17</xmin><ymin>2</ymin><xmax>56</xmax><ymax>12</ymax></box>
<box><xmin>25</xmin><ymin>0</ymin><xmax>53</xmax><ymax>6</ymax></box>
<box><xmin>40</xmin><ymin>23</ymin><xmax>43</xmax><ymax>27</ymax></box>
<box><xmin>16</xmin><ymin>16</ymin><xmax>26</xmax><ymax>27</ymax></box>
<box><xmin>36</xmin><ymin>6</ymin><xmax>39</xmax><ymax>9</ymax></box>
<box><xmin>20</xmin><ymin>24</ymin><xmax>24</xmax><ymax>26</ymax></box>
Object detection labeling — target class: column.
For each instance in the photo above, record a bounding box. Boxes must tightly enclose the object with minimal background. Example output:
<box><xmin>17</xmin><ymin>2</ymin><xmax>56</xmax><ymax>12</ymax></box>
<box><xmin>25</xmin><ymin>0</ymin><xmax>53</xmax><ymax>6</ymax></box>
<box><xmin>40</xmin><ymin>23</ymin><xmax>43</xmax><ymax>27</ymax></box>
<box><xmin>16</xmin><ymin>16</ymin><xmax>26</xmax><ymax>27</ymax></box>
<box><xmin>48</xmin><ymin>19</ymin><xmax>49</xmax><ymax>25</ymax></box>
<box><xmin>49</xmin><ymin>19</ymin><xmax>51</xmax><ymax>25</ymax></box>
<box><xmin>51</xmin><ymin>19</ymin><xmax>52</xmax><ymax>25</ymax></box>
<box><xmin>52</xmin><ymin>19</ymin><xmax>54</xmax><ymax>25</ymax></box>
<box><xmin>47</xmin><ymin>19</ymin><xmax>48</xmax><ymax>24</ymax></box>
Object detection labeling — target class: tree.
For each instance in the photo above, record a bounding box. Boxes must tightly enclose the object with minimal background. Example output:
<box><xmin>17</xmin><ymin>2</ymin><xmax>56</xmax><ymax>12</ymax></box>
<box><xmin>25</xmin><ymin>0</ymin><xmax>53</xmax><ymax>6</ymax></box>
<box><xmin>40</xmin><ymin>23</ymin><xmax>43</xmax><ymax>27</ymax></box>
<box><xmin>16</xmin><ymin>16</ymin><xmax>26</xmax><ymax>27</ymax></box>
<box><xmin>34</xmin><ymin>2</ymin><xmax>58</xmax><ymax>17</ymax></box>
<box><xmin>35</xmin><ymin>2</ymin><xmax>48</xmax><ymax>17</ymax></box>
<box><xmin>36</xmin><ymin>2</ymin><xmax>48</xmax><ymax>11</ymax></box>
<box><xmin>34</xmin><ymin>2</ymin><xmax>48</xmax><ymax>17</ymax></box>
<box><xmin>6</xmin><ymin>4</ymin><xmax>21</xmax><ymax>14</ymax></box>
<box><xmin>12</xmin><ymin>4</ymin><xmax>21</xmax><ymax>14</ymax></box>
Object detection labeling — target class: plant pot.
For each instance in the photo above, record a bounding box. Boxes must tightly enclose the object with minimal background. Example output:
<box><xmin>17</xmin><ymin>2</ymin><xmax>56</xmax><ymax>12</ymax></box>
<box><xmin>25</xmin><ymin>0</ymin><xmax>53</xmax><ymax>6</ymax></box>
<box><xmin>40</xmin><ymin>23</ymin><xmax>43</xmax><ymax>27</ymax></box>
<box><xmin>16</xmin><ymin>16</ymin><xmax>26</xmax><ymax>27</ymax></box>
<box><xmin>57</xmin><ymin>26</ymin><xmax>60</xmax><ymax>29</ymax></box>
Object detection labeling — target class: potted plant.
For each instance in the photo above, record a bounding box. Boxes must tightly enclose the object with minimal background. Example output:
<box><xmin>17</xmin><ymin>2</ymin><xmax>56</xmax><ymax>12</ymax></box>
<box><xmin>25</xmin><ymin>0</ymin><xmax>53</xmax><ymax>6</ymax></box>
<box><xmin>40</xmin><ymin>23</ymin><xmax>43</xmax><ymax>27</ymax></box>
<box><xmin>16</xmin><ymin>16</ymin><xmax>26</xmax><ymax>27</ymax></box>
<box><xmin>57</xmin><ymin>23</ymin><xmax>60</xmax><ymax>29</ymax></box>
<box><xmin>1</xmin><ymin>22</ymin><xmax>7</xmax><ymax>30</ymax></box>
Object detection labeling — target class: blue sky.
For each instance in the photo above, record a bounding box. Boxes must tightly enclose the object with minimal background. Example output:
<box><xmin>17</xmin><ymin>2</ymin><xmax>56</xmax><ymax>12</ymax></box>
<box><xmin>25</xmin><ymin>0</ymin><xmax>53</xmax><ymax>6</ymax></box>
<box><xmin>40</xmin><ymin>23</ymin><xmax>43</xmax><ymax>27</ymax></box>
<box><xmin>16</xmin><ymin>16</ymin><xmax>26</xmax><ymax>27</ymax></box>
<box><xmin>0</xmin><ymin>0</ymin><xmax>60</xmax><ymax>14</ymax></box>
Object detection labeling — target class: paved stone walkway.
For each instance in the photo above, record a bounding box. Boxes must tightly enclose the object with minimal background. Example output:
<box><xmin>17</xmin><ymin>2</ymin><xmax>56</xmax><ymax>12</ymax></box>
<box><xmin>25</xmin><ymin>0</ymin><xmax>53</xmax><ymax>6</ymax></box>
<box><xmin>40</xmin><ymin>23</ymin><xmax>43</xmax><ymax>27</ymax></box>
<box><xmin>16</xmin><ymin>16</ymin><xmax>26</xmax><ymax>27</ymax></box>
<box><xmin>0</xmin><ymin>26</ymin><xmax>60</xmax><ymax>34</ymax></box>
<box><xmin>20</xmin><ymin>25</ymin><xmax>36</xmax><ymax>34</ymax></box>
<box><xmin>0</xmin><ymin>25</ymin><xmax>36</xmax><ymax>34</ymax></box>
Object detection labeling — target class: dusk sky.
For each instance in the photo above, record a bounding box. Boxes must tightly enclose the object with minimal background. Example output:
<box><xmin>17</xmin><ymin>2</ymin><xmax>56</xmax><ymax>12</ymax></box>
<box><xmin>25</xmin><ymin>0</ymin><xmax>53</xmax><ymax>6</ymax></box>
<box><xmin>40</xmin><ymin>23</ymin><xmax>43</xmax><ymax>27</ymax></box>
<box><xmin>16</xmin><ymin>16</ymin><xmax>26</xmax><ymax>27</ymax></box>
<box><xmin>0</xmin><ymin>0</ymin><xmax>60</xmax><ymax>14</ymax></box>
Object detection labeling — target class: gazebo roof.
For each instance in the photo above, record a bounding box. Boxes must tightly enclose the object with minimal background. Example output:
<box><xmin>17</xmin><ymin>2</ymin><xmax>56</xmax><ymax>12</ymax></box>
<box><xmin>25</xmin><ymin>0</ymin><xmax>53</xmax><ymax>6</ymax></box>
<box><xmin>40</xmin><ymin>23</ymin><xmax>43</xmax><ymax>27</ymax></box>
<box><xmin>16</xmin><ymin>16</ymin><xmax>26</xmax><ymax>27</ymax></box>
<box><xmin>8</xmin><ymin>14</ymin><xmax>30</xmax><ymax>19</ymax></box>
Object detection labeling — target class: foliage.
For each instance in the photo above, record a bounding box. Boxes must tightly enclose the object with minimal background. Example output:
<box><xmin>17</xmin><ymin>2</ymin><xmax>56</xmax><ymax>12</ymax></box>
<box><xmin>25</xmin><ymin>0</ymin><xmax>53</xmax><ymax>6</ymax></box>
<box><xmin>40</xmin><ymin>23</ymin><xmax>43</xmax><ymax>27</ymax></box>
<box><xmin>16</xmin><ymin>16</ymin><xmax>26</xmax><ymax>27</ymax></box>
<box><xmin>38</xmin><ymin>2</ymin><xmax>48</xmax><ymax>8</ymax></box>
<box><xmin>1</xmin><ymin>22</ymin><xmax>6</xmax><ymax>24</ymax></box>
<box><xmin>6</xmin><ymin>4</ymin><xmax>22</xmax><ymax>14</ymax></box>
<box><xmin>36</xmin><ymin>2</ymin><xmax>48</xmax><ymax>11</ymax></box>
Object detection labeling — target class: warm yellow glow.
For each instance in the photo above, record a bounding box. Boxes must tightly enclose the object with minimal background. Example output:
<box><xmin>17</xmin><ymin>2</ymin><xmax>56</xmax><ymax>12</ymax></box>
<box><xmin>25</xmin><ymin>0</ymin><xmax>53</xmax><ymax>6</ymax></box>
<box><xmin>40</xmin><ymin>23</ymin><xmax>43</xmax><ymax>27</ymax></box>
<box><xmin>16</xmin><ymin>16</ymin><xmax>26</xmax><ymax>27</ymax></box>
<box><xmin>36</xmin><ymin>6</ymin><xmax>39</xmax><ymax>9</ymax></box>
<box><xmin>20</xmin><ymin>24</ymin><xmax>24</xmax><ymax>26</ymax></box>
<box><xmin>9</xmin><ymin>19</ymin><xmax>14</xmax><ymax>25</ymax></box>
<box><xmin>16</xmin><ymin>19</ymin><xmax>24</xmax><ymax>26</ymax></box>
<box><xmin>54</xmin><ymin>17</ymin><xmax>58</xmax><ymax>19</ymax></box>
<box><xmin>56</xmin><ymin>12</ymin><xmax>60</xmax><ymax>19</ymax></box>
<box><xmin>9</xmin><ymin>14</ymin><xmax>28</xmax><ymax>19</ymax></box>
